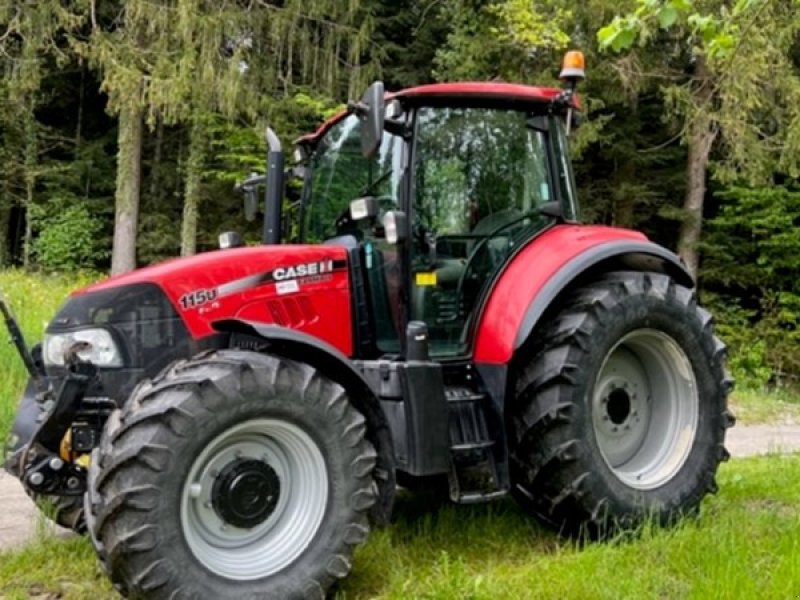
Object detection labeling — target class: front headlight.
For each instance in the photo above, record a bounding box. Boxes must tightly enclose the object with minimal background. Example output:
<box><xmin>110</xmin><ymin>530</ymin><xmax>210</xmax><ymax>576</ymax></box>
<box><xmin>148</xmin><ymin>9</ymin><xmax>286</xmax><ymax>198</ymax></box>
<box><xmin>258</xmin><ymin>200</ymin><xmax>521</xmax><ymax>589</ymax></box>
<box><xmin>43</xmin><ymin>328</ymin><xmax>123</xmax><ymax>367</ymax></box>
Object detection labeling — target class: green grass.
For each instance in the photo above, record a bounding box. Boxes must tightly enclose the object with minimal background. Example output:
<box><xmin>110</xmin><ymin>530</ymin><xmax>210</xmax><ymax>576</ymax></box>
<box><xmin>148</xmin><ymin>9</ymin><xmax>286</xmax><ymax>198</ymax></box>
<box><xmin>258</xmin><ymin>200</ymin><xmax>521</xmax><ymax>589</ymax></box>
<box><xmin>1</xmin><ymin>454</ymin><xmax>799</xmax><ymax>599</ymax></box>
<box><xmin>729</xmin><ymin>386</ymin><xmax>800</xmax><ymax>425</ymax></box>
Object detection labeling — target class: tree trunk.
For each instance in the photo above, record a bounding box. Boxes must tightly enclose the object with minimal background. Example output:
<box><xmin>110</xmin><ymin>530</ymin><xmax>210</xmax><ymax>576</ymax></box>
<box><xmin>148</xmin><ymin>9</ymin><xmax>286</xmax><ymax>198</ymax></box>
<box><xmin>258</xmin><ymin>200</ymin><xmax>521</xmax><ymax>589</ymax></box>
<box><xmin>613</xmin><ymin>160</ymin><xmax>636</xmax><ymax>229</ymax></box>
<box><xmin>0</xmin><ymin>176</ymin><xmax>10</xmax><ymax>267</ymax></box>
<box><xmin>180</xmin><ymin>119</ymin><xmax>207</xmax><ymax>257</ymax></box>
<box><xmin>677</xmin><ymin>56</ymin><xmax>717</xmax><ymax>280</ymax></box>
<box><xmin>22</xmin><ymin>113</ymin><xmax>37</xmax><ymax>269</ymax></box>
<box><xmin>0</xmin><ymin>207</ymin><xmax>9</xmax><ymax>267</ymax></box>
<box><xmin>75</xmin><ymin>62</ymin><xmax>85</xmax><ymax>150</ymax></box>
<box><xmin>148</xmin><ymin>118</ymin><xmax>164</xmax><ymax>204</ymax></box>
<box><xmin>110</xmin><ymin>104</ymin><xmax>144</xmax><ymax>275</ymax></box>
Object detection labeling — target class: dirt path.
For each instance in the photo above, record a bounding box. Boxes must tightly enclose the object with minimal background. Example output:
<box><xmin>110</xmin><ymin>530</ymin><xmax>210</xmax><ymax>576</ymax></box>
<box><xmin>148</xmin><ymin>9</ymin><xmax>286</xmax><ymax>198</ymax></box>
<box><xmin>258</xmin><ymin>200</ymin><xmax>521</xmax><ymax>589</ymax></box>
<box><xmin>1</xmin><ymin>424</ymin><xmax>799</xmax><ymax>552</ymax></box>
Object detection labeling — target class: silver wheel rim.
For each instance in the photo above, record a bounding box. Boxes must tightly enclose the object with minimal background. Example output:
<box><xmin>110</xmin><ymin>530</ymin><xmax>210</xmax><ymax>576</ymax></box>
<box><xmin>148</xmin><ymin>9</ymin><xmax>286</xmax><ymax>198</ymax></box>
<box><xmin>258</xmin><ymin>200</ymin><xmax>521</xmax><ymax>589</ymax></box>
<box><xmin>180</xmin><ymin>418</ymin><xmax>328</xmax><ymax>580</ymax></box>
<box><xmin>592</xmin><ymin>329</ymin><xmax>699</xmax><ymax>490</ymax></box>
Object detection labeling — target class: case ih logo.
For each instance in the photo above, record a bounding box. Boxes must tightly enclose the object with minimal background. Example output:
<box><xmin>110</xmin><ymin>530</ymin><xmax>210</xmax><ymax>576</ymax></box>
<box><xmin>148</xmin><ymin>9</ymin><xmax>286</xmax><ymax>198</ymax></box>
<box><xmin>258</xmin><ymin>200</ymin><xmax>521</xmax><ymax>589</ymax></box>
<box><xmin>272</xmin><ymin>260</ymin><xmax>334</xmax><ymax>281</ymax></box>
<box><xmin>181</xmin><ymin>257</ymin><xmax>348</xmax><ymax>311</ymax></box>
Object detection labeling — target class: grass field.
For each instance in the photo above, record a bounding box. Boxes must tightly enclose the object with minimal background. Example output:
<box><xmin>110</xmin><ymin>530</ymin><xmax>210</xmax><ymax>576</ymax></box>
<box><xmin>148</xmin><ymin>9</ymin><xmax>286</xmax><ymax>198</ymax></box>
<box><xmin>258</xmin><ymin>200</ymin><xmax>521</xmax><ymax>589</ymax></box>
<box><xmin>1</xmin><ymin>270</ymin><xmax>800</xmax><ymax>599</ymax></box>
<box><xmin>1</xmin><ymin>454</ymin><xmax>799</xmax><ymax>599</ymax></box>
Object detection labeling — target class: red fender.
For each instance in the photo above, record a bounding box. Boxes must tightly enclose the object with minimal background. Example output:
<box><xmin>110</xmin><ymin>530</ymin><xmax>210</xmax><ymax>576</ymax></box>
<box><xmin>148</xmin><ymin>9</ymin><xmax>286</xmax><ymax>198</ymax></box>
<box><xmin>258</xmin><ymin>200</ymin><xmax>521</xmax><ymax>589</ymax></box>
<box><xmin>473</xmin><ymin>224</ymin><xmax>691</xmax><ymax>365</ymax></box>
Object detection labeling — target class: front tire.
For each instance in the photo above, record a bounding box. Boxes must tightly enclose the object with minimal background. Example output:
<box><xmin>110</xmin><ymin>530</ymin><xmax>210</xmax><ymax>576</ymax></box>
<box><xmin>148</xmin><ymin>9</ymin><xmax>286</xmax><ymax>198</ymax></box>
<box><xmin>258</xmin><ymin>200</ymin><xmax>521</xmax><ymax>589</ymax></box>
<box><xmin>510</xmin><ymin>271</ymin><xmax>735</xmax><ymax>536</ymax></box>
<box><xmin>86</xmin><ymin>350</ymin><xmax>377</xmax><ymax>599</ymax></box>
<box><xmin>30</xmin><ymin>492</ymin><xmax>86</xmax><ymax>533</ymax></box>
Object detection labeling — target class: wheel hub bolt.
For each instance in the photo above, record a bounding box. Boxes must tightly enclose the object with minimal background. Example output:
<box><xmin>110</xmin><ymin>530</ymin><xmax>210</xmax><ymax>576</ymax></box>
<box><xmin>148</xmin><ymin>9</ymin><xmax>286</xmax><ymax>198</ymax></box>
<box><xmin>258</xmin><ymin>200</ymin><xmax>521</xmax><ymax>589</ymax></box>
<box><xmin>49</xmin><ymin>457</ymin><xmax>64</xmax><ymax>471</ymax></box>
<box><xmin>29</xmin><ymin>472</ymin><xmax>44</xmax><ymax>486</ymax></box>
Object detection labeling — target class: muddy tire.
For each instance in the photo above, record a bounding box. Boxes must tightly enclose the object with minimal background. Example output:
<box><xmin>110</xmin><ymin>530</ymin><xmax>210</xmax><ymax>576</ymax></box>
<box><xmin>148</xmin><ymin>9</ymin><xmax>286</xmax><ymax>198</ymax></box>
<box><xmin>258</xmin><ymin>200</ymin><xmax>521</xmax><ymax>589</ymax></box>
<box><xmin>510</xmin><ymin>271</ymin><xmax>735</xmax><ymax>537</ymax></box>
<box><xmin>85</xmin><ymin>349</ymin><xmax>377</xmax><ymax>599</ymax></box>
<box><xmin>30</xmin><ymin>492</ymin><xmax>86</xmax><ymax>533</ymax></box>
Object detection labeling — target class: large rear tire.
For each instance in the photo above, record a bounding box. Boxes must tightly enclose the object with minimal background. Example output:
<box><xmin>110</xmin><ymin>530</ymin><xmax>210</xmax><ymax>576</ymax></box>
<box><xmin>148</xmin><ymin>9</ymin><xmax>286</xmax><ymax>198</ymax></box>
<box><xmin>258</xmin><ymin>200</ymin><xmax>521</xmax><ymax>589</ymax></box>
<box><xmin>86</xmin><ymin>350</ymin><xmax>377</xmax><ymax>599</ymax></box>
<box><xmin>510</xmin><ymin>271</ymin><xmax>734</xmax><ymax>536</ymax></box>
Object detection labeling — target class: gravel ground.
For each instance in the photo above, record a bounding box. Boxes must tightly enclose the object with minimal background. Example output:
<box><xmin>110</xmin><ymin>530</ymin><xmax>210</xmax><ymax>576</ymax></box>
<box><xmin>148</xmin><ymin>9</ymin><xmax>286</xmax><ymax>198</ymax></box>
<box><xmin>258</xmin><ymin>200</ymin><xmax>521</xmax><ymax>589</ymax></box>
<box><xmin>1</xmin><ymin>424</ymin><xmax>800</xmax><ymax>552</ymax></box>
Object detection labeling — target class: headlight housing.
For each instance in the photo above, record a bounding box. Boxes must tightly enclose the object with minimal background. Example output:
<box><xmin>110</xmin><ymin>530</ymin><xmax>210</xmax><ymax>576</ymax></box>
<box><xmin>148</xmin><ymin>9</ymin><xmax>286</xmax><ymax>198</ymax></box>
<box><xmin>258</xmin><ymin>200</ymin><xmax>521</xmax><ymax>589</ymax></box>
<box><xmin>43</xmin><ymin>328</ymin><xmax>123</xmax><ymax>367</ymax></box>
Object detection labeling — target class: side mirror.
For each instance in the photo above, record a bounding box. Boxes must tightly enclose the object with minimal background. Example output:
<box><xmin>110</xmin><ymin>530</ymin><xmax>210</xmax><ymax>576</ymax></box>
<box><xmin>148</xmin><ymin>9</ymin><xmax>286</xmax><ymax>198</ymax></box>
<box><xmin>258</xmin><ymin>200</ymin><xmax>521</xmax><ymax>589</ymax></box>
<box><xmin>383</xmin><ymin>210</ymin><xmax>408</xmax><ymax>244</ymax></box>
<box><xmin>235</xmin><ymin>172</ymin><xmax>266</xmax><ymax>222</ymax></box>
<box><xmin>219</xmin><ymin>231</ymin><xmax>245</xmax><ymax>249</ymax></box>
<box><xmin>350</xmin><ymin>197</ymin><xmax>379</xmax><ymax>222</ymax></box>
<box><xmin>539</xmin><ymin>201</ymin><xmax>563</xmax><ymax>219</ymax></box>
<box><xmin>349</xmin><ymin>81</ymin><xmax>385</xmax><ymax>159</ymax></box>
<box><xmin>243</xmin><ymin>187</ymin><xmax>258</xmax><ymax>222</ymax></box>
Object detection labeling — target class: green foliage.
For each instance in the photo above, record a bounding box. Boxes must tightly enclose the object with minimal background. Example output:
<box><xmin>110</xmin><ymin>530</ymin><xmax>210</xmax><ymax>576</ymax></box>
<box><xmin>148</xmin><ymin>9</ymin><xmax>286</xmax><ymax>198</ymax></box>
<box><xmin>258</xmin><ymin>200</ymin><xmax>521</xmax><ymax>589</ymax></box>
<box><xmin>597</xmin><ymin>0</ymin><xmax>800</xmax><ymax>185</ymax></box>
<box><xmin>433</xmin><ymin>0</ymin><xmax>570</xmax><ymax>81</ymax></box>
<box><xmin>704</xmin><ymin>185</ymin><xmax>800</xmax><ymax>386</ymax></box>
<box><xmin>30</xmin><ymin>201</ymin><xmax>108</xmax><ymax>270</ymax></box>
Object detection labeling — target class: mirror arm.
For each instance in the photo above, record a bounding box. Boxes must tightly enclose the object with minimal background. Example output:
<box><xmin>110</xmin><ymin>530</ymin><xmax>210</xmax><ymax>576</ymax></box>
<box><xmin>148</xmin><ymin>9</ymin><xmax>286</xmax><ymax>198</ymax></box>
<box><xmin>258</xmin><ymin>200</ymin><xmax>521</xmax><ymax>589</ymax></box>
<box><xmin>384</xmin><ymin>117</ymin><xmax>411</xmax><ymax>139</ymax></box>
<box><xmin>347</xmin><ymin>100</ymin><xmax>369</xmax><ymax>117</ymax></box>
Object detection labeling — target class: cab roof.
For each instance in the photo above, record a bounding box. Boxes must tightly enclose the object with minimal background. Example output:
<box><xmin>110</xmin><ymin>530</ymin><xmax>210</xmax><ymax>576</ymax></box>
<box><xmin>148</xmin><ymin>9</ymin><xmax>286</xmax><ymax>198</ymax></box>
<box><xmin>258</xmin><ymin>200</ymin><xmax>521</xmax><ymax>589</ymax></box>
<box><xmin>296</xmin><ymin>81</ymin><xmax>567</xmax><ymax>146</ymax></box>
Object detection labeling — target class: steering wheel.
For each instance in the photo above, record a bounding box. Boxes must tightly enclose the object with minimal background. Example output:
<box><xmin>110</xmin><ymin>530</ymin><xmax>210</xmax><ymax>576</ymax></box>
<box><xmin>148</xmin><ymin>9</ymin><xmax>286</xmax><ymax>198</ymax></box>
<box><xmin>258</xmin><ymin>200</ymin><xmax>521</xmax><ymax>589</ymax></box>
<box><xmin>453</xmin><ymin>210</ymin><xmax>540</xmax><ymax>302</ymax></box>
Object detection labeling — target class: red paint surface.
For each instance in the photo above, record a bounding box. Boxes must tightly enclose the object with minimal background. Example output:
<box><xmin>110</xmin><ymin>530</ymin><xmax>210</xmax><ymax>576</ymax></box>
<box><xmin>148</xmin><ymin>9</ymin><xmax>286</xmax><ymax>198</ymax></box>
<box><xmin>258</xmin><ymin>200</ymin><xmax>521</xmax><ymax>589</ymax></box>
<box><xmin>473</xmin><ymin>225</ymin><xmax>647</xmax><ymax>364</ymax></box>
<box><xmin>396</xmin><ymin>82</ymin><xmax>563</xmax><ymax>103</ymax></box>
<box><xmin>77</xmin><ymin>246</ymin><xmax>354</xmax><ymax>355</ymax></box>
<box><xmin>296</xmin><ymin>82</ymin><xmax>574</xmax><ymax>145</ymax></box>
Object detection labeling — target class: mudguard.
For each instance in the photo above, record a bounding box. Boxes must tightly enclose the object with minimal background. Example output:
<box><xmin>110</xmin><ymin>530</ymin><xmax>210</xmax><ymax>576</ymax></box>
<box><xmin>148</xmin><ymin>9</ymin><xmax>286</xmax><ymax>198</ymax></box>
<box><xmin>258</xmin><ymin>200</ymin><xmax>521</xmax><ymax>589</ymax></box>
<box><xmin>473</xmin><ymin>225</ymin><xmax>693</xmax><ymax>365</ymax></box>
<box><xmin>213</xmin><ymin>318</ymin><xmax>396</xmax><ymax>523</ymax></box>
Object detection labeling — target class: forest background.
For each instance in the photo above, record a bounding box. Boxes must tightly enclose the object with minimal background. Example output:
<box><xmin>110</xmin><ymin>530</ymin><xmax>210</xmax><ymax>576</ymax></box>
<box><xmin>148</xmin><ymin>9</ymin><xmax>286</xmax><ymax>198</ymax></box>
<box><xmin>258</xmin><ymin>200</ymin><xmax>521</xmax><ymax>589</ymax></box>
<box><xmin>0</xmin><ymin>0</ymin><xmax>798</xmax><ymax>392</ymax></box>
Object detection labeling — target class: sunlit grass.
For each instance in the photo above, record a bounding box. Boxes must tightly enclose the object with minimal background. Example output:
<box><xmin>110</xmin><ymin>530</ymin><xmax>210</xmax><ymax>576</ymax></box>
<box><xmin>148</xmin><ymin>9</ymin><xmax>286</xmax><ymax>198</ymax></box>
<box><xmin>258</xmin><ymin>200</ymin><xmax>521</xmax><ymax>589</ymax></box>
<box><xmin>730</xmin><ymin>386</ymin><xmax>800</xmax><ymax>425</ymax></box>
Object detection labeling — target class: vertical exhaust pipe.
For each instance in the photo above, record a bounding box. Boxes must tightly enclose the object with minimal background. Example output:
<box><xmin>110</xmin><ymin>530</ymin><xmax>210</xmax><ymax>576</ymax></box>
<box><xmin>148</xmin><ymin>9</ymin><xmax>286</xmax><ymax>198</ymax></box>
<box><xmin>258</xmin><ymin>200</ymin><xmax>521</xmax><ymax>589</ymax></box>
<box><xmin>263</xmin><ymin>127</ymin><xmax>284</xmax><ymax>244</ymax></box>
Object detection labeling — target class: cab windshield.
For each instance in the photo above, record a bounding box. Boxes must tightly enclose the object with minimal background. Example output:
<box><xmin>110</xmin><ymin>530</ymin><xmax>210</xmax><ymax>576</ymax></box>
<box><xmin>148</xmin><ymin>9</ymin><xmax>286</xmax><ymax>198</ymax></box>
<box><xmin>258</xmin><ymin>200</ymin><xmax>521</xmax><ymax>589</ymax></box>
<box><xmin>303</xmin><ymin>114</ymin><xmax>404</xmax><ymax>242</ymax></box>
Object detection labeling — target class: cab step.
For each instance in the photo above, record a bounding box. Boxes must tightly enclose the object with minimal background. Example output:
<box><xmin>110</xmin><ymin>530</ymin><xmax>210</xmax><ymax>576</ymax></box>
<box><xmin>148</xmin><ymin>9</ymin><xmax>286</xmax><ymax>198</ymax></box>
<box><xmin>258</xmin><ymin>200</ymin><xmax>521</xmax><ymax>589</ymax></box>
<box><xmin>446</xmin><ymin>387</ymin><xmax>506</xmax><ymax>503</ymax></box>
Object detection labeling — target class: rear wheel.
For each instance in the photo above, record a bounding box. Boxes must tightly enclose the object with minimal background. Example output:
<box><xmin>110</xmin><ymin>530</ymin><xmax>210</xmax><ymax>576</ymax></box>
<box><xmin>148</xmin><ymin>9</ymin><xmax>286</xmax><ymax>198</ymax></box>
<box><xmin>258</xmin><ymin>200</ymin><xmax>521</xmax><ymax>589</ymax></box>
<box><xmin>510</xmin><ymin>271</ymin><xmax>735</xmax><ymax>536</ymax></box>
<box><xmin>86</xmin><ymin>350</ymin><xmax>377</xmax><ymax>599</ymax></box>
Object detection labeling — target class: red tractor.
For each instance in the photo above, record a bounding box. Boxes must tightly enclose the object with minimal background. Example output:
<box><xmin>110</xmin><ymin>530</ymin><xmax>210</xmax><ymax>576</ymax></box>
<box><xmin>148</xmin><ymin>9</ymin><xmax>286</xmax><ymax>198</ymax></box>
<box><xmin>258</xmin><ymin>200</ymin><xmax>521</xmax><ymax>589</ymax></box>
<box><xmin>4</xmin><ymin>52</ymin><xmax>733</xmax><ymax>599</ymax></box>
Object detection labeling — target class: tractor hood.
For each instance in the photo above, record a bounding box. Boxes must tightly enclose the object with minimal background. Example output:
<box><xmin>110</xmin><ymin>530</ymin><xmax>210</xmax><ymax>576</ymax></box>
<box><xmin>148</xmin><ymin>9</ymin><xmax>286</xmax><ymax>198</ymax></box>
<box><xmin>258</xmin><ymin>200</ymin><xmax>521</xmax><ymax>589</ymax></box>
<box><xmin>63</xmin><ymin>244</ymin><xmax>354</xmax><ymax>354</ymax></box>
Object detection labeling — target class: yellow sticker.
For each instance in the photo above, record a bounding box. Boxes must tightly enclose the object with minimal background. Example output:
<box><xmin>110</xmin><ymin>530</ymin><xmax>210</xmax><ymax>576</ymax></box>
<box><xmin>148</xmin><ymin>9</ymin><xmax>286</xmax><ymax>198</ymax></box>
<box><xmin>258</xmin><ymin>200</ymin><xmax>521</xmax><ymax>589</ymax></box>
<box><xmin>415</xmin><ymin>272</ymin><xmax>437</xmax><ymax>286</ymax></box>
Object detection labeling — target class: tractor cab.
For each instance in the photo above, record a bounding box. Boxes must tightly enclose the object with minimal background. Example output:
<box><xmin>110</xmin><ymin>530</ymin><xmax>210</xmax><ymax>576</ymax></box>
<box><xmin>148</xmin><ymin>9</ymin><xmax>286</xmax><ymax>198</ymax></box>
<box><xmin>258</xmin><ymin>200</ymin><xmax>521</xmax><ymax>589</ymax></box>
<box><xmin>290</xmin><ymin>80</ymin><xmax>581</xmax><ymax>359</ymax></box>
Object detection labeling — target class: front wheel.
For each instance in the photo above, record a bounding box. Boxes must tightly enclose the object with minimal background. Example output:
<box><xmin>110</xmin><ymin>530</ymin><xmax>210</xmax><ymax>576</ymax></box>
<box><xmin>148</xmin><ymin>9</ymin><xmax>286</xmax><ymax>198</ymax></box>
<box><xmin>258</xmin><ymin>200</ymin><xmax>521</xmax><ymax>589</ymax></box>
<box><xmin>510</xmin><ymin>271</ymin><xmax>735</xmax><ymax>536</ymax></box>
<box><xmin>86</xmin><ymin>350</ymin><xmax>377</xmax><ymax>599</ymax></box>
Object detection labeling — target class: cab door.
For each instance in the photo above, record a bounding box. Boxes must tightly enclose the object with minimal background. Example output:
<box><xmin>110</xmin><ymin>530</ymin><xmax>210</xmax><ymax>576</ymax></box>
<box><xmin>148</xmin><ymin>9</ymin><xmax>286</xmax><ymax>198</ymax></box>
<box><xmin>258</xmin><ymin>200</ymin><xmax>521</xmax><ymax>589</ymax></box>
<box><xmin>409</xmin><ymin>106</ymin><xmax>556</xmax><ymax>357</ymax></box>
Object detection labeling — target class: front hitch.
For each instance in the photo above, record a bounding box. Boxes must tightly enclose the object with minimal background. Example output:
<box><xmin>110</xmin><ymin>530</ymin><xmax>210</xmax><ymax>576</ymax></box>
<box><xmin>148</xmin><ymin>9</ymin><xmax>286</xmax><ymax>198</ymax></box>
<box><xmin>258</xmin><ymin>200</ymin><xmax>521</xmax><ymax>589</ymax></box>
<box><xmin>1</xmin><ymin>293</ymin><xmax>99</xmax><ymax>495</ymax></box>
<box><xmin>16</xmin><ymin>358</ymin><xmax>98</xmax><ymax>496</ymax></box>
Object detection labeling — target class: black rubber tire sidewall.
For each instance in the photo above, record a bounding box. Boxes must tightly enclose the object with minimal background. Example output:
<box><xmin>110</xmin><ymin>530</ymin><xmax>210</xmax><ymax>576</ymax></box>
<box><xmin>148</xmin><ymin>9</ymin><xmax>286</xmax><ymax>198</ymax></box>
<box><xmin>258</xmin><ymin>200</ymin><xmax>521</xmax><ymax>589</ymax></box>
<box><xmin>566</xmin><ymin>284</ymin><xmax>724</xmax><ymax>516</ymax></box>
<box><xmin>510</xmin><ymin>273</ymin><xmax>730</xmax><ymax>534</ymax></box>
<box><xmin>88</xmin><ymin>351</ymin><xmax>376</xmax><ymax>600</ymax></box>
